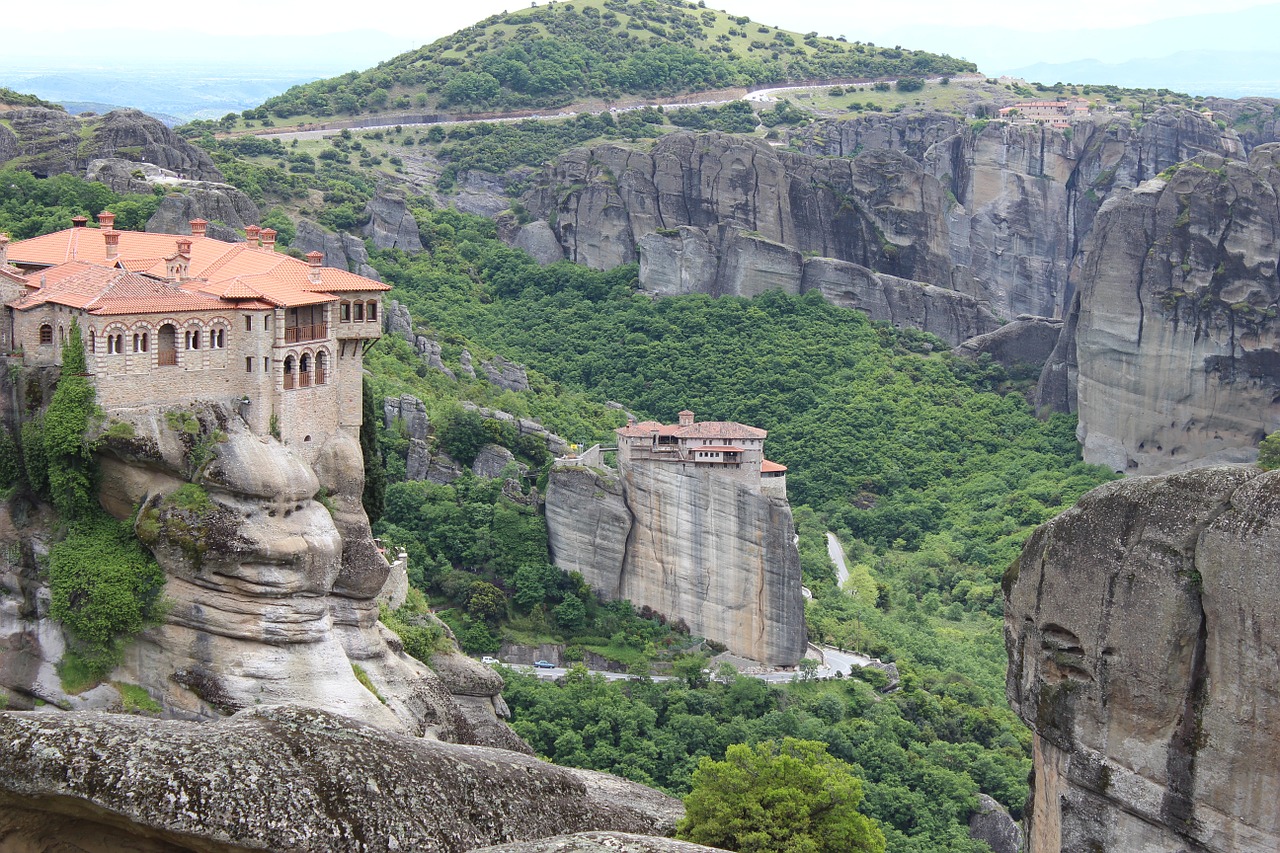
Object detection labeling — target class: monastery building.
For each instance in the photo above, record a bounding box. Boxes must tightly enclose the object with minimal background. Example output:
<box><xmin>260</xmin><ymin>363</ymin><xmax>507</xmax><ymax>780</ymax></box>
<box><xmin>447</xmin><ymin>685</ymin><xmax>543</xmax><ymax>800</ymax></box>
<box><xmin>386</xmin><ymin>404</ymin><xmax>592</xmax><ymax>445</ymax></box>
<box><xmin>0</xmin><ymin>214</ymin><xmax>389</xmax><ymax>460</ymax></box>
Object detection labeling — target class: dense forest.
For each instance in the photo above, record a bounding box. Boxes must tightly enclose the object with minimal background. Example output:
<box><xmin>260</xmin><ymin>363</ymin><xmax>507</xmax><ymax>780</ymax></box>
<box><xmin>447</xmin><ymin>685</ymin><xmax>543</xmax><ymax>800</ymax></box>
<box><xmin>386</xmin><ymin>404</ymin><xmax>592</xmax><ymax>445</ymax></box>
<box><xmin>252</xmin><ymin>0</ymin><xmax>973</xmax><ymax>120</ymax></box>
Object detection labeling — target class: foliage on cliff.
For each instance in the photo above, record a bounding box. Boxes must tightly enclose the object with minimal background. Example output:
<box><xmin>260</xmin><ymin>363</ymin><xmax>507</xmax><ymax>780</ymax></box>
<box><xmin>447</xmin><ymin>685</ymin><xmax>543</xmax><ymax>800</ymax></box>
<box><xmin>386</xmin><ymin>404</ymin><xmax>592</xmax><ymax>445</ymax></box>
<box><xmin>253</xmin><ymin>0</ymin><xmax>973</xmax><ymax>120</ymax></box>
<box><xmin>0</xmin><ymin>169</ymin><xmax>161</xmax><ymax>239</ymax></box>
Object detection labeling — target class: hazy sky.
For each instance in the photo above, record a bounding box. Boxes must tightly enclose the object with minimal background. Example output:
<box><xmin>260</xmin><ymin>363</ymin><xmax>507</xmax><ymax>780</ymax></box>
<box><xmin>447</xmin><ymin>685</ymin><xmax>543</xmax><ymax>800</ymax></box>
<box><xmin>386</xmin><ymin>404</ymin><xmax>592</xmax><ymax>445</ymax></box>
<box><xmin>10</xmin><ymin>0</ymin><xmax>1271</xmax><ymax>41</ymax></box>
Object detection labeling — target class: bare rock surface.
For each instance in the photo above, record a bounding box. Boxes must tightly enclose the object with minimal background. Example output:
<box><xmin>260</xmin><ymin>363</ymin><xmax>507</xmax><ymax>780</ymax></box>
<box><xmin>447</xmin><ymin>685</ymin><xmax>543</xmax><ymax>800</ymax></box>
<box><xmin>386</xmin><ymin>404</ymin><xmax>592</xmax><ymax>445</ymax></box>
<box><xmin>293</xmin><ymin>218</ymin><xmax>382</xmax><ymax>279</ymax></box>
<box><xmin>1071</xmin><ymin>147</ymin><xmax>1280</xmax><ymax>474</ymax></box>
<box><xmin>0</xmin><ymin>705</ymin><xmax>683</xmax><ymax>853</ymax></box>
<box><xmin>472</xmin><ymin>832</ymin><xmax>727</xmax><ymax>852</ymax></box>
<box><xmin>952</xmin><ymin>315</ymin><xmax>1063</xmax><ymax>372</ymax></box>
<box><xmin>545</xmin><ymin>460</ymin><xmax>805</xmax><ymax>666</ymax></box>
<box><xmin>1005</xmin><ymin>465</ymin><xmax>1280</xmax><ymax>853</ymax></box>
<box><xmin>967</xmin><ymin>794</ymin><xmax>1022</xmax><ymax>853</ymax></box>
<box><xmin>364</xmin><ymin>189</ymin><xmax>424</xmax><ymax>252</ymax></box>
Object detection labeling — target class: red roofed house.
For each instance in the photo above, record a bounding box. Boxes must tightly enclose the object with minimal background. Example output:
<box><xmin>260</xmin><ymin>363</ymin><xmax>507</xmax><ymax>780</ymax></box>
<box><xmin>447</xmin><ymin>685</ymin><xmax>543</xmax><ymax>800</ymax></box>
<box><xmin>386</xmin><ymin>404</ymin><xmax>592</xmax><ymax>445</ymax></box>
<box><xmin>0</xmin><ymin>214</ymin><xmax>390</xmax><ymax>460</ymax></box>
<box><xmin>615</xmin><ymin>409</ymin><xmax>788</xmax><ymax>498</ymax></box>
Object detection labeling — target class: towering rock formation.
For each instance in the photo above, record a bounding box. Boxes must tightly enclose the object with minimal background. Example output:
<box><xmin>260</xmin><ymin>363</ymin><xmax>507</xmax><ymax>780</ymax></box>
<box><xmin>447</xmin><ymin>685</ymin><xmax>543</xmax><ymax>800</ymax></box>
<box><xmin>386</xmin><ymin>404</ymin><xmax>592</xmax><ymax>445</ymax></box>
<box><xmin>1005</xmin><ymin>465</ymin><xmax>1280</xmax><ymax>853</ymax></box>
<box><xmin>1069</xmin><ymin>146</ymin><xmax>1280</xmax><ymax>474</ymax></box>
<box><xmin>544</xmin><ymin>414</ymin><xmax>806</xmax><ymax>666</ymax></box>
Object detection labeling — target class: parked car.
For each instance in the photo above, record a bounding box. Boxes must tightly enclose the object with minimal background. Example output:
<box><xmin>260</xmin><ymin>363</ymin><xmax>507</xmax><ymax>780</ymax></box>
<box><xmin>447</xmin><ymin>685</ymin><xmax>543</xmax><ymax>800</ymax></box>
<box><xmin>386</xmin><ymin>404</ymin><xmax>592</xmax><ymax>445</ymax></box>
<box><xmin>533</xmin><ymin>660</ymin><xmax>556</xmax><ymax>669</ymax></box>
<box><xmin>480</xmin><ymin>656</ymin><xmax>499</xmax><ymax>665</ymax></box>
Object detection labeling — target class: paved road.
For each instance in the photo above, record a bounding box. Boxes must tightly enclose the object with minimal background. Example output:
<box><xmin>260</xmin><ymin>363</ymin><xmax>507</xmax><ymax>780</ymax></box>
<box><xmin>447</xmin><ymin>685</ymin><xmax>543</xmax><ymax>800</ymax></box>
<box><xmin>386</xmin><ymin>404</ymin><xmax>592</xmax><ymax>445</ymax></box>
<box><xmin>827</xmin><ymin>531</ymin><xmax>850</xmax><ymax>589</ymax></box>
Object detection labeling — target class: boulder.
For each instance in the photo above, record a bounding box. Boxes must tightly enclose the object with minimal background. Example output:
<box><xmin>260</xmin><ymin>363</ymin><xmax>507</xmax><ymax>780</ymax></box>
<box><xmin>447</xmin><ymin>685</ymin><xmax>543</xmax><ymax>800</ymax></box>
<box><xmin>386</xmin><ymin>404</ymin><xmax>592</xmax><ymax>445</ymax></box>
<box><xmin>474</xmin><ymin>443</ymin><xmax>521</xmax><ymax>479</ymax></box>
<box><xmin>952</xmin><ymin>315</ymin><xmax>1063</xmax><ymax>371</ymax></box>
<box><xmin>482</xmin><ymin>354</ymin><xmax>530</xmax><ymax>392</ymax></box>
<box><xmin>967</xmin><ymin>794</ymin><xmax>1022</xmax><ymax>853</ymax></box>
<box><xmin>145</xmin><ymin>184</ymin><xmax>263</xmax><ymax>241</ymax></box>
<box><xmin>293</xmin><ymin>218</ymin><xmax>382</xmax><ymax>279</ymax></box>
<box><xmin>0</xmin><ymin>705</ymin><xmax>684</xmax><ymax>852</ymax></box>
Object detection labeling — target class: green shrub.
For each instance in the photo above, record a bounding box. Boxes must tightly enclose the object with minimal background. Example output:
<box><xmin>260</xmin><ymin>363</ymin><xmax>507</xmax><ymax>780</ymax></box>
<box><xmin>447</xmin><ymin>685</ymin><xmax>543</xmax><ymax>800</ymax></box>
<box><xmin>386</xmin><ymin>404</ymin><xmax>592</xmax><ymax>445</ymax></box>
<box><xmin>49</xmin><ymin>515</ymin><xmax>167</xmax><ymax>682</ymax></box>
<box><xmin>352</xmin><ymin>663</ymin><xmax>386</xmax><ymax>703</ymax></box>
<box><xmin>114</xmin><ymin>681</ymin><xmax>163</xmax><ymax>714</ymax></box>
<box><xmin>1259</xmin><ymin>432</ymin><xmax>1280</xmax><ymax>471</ymax></box>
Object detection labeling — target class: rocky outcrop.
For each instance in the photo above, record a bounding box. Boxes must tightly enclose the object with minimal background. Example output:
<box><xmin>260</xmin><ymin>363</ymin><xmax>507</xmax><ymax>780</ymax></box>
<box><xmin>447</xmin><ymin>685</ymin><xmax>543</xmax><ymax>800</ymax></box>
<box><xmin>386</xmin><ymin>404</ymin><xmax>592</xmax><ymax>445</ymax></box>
<box><xmin>364</xmin><ymin>189</ymin><xmax>424</xmax><ymax>252</ymax></box>
<box><xmin>482</xmin><ymin>354</ymin><xmax>531</xmax><ymax>391</ymax></box>
<box><xmin>967</xmin><ymin>794</ymin><xmax>1022</xmax><ymax>853</ymax></box>
<box><xmin>1005</xmin><ymin>465</ymin><xmax>1280</xmax><ymax>853</ymax></box>
<box><xmin>1069</xmin><ymin>147</ymin><xmax>1280</xmax><ymax>474</ymax></box>
<box><xmin>0</xmin><ymin>705</ymin><xmax>683</xmax><ymax>852</ymax></box>
<box><xmin>0</xmin><ymin>401</ymin><xmax>516</xmax><ymax>751</ymax></box>
<box><xmin>0</xmin><ymin>107</ymin><xmax>221</xmax><ymax>180</ymax></box>
<box><xmin>545</xmin><ymin>460</ymin><xmax>806</xmax><ymax>666</ymax></box>
<box><xmin>145</xmin><ymin>183</ymin><xmax>263</xmax><ymax>241</ymax></box>
<box><xmin>294</xmin><ymin>218</ymin><xmax>382</xmax><ymax>279</ymax></box>
<box><xmin>953</xmin><ymin>315</ymin><xmax>1064</xmax><ymax>372</ymax></box>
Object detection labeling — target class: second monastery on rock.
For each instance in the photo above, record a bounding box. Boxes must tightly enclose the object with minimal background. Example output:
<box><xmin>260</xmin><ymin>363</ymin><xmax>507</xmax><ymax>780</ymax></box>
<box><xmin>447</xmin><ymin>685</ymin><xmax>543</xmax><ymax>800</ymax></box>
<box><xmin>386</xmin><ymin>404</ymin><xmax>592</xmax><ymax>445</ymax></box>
<box><xmin>0</xmin><ymin>214</ymin><xmax>388</xmax><ymax>460</ymax></box>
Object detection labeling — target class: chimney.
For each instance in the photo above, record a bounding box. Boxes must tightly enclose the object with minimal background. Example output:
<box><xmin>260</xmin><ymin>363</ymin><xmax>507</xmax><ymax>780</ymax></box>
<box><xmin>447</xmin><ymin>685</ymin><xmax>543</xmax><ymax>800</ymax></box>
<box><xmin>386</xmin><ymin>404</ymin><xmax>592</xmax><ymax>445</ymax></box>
<box><xmin>97</xmin><ymin>211</ymin><xmax>116</xmax><ymax>230</ymax></box>
<box><xmin>260</xmin><ymin>228</ymin><xmax>277</xmax><ymax>252</ymax></box>
<box><xmin>104</xmin><ymin>230</ymin><xmax>120</xmax><ymax>261</ymax></box>
<box><xmin>678</xmin><ymin>409</ymin><xmax>695</xmax><ymax>427</ymax></box>
<box><xmin>71</xmin><ymin>215</ymin><xmax>88</xmax><ymax>228</ymax></box>
<box><xmin>0</xmin><ymin>234</ymin><xmax>8</xmax><ymax>266</ymax></box>
<box><xmin>244</xmin><ymin>225</ymin><xmax>261</xmax><ymax>247</ymax></box>
<box><xmin>189</xmin><ymin>218</ymin><xmax>208</xmax><ymax>238</ymax></box>
<box><xmin>305</xmin><ymin>250</ymin><xmax>324</xmax><ymax>285</ymax></box>
<box><xmin>176</xmin><ymin>238</ymin><xmax>192</xmax><ymax>256</ymax></box>
<box><xmin>169</xmin><ymin>238</ymin><xmax>192</xmax><ymax>281</ymax></box>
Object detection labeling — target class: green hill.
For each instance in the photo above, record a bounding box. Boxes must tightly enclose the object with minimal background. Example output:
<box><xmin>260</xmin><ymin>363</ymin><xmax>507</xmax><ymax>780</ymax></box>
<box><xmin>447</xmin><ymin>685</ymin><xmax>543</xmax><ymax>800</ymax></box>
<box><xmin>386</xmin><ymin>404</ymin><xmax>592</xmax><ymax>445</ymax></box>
<box><xmin>256</xmin><ymin>0</ymin><xmax>974</xmax><ymax>121</ymax></box>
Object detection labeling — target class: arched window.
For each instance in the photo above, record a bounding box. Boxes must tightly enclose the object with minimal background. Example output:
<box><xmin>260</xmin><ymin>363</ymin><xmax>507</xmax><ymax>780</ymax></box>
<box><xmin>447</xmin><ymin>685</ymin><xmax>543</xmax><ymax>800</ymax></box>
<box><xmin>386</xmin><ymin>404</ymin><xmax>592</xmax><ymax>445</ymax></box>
<box><xmin>283</xmin><ymin>355</ymin><xmax>296</xmax><ymax>390</ymax></box>
<box><xmin>58</xmin><ymin>326</ymin><xmax>66</xmax><ymax>345</ymax></box>
<box><xmin>366</xmin><ymin>301</ymin><xmax>378</xmax><ymax>322</ymax></box>
<box><xmin>39</xmin><ymin>324</ymin><xmax>53</xmax><ymax>345</ymax></box>
<box><xmin>299</xmin><ymin>353</ymin><xmax>311</xmax><ymax>387</ymax></box>
<box><xmin>89</xmin><ymin>330</ymin><xmax>96</xmax><ymax>353</ymax></box>
<box><xmin>186</xmin><ymin>328</ymin><xmax>200</xmax><ymax>350</ymax></box>
<box><xmin>210</xmin><ymin>327</ymin><xmax>225</xmax><ymax>349</ymax></box>
<box><xmin>315</xmin><ymin>351</ymin><xmax>328</xmax><ymax>385</ymax></box>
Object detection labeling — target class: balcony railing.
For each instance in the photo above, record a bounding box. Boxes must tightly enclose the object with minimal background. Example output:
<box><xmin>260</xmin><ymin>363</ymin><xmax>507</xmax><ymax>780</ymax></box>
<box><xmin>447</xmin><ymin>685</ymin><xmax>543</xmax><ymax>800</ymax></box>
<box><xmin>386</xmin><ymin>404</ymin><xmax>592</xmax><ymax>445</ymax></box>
<box><xmin>314</xmin><ymin>368</ymin><xmax>326</xmax><ymax>386</ymax></box>
<box><xmin>283</xmin><ymin>373</ymin><xmax>295</xmax><ymax>390</ymax></box>
<box><xmin>298</xmin><ymin>371</ymin><xmax>312</xmax><ymax>388</ymax></box>
<box><xmin>285</xmin><ymin>322</ymin><xmax>328</xmax><ymax>344</ymax></box>
<box><xmin>157</xmin><ymin>350</ymin><xmax>177</xmax><ymax>366</ymax></box>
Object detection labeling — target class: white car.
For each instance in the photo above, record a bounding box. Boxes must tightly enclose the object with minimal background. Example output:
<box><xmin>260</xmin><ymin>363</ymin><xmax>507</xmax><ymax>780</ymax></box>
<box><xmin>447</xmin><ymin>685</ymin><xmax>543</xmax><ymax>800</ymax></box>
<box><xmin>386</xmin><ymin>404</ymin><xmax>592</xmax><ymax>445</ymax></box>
<box><xmin>481</xmin><ymin>656</ymin><xmax>500</xmax><ymax>665</ymax></box>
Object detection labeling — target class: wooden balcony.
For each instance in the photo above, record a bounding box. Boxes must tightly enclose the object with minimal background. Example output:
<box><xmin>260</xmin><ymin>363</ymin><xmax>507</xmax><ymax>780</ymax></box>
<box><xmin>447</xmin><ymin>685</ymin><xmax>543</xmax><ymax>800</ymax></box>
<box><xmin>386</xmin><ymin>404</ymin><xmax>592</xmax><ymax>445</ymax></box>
<box><xmin>285</xmin><ymin>322</ymin><xmax>328</xmax><ymax>344</ymax></box>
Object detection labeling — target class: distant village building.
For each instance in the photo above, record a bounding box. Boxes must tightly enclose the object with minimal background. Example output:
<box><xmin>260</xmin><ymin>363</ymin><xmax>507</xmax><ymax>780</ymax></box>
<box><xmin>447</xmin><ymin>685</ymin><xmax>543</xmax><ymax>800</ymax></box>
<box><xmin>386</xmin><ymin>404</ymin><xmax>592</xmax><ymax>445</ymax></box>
<box><xmin>998</xmin><ymin>98</ymin><xmax>1091</xmax><ymax>128</ymax></box>
<box><xmin>614</xmin><ymin>409</ymin><xmax>788</xmax><ymax>498</ymax></box>
<box><xmin>0</xmin><ymin>214</ymin><xmax>389</xmax><ymax>460</ymax></box>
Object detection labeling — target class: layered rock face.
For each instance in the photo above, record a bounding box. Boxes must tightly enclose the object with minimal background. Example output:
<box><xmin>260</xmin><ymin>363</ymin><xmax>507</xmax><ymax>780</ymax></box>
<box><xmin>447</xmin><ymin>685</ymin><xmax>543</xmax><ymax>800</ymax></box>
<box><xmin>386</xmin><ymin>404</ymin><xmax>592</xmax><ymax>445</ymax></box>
<box><xmin>0</xmin><ymin>402</ymin><xmax>521</xmax><ymax>752</ymax></box>
<box><xmin>0</xmin><ymin>705</ymin><xmax>682</xmax><ymax>852</ymax></box>
<box><xmin>1070</xmin><ymin>147</ymin><xmax>1280</xmax><ymax>474</ymax></box>
<box><xmin>1005</xmin><ymin>466</ymin><xmax>1280</xmax><ymax>853</ymax></box>
<box><xmin>524</xmin><ymin>108</ymin><xmax>1243</xmax><ymax>325</ymax></box>
<box><xmin>545</xmin><ymin>462</ymin><xmax>806</xmax><ymax>666</ymax></box>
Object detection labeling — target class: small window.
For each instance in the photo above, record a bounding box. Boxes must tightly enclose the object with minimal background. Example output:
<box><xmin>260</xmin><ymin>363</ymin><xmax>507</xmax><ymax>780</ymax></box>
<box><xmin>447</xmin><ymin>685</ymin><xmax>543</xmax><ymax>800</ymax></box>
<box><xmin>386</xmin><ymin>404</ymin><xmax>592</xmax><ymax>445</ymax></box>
<box><xmin>245</xmin><ymin>356</ymin><xmax>253</xmax><ymax>372</ymax></box>
<box><xmin>89</xmin><ymin>330</ymin><xmax>96</xmax><ymax>353</ymax></box>
<box><xmin>265</xmin><ymin>314</ymin><xmax>271</xmax><ymax>329</ymax></box>
<box><xmin>213</xmin><ymin>328</ymin><xmax>225</xmax><ymax>348</ymax></box>
<box><xmin>340</xmin><ymin>302</ymin><xmax>351</xmax><ymax>322</ymax></box>
<box><xmin>366</xmin><ymin>301</ymin><xmax>378</xmax><ymax>321</ymax></box>
<box><xmin>245</xmin><ymin>316</ymin><xmax>252</xmax><ymax>331</ymax></box>
<box><xmin>39</xmin><ymin>325</ymin><xmax>53</xmax><ymax>345</ymax></box>
<box><xmin>132</xmin><ymin>333</ymin><xmax>140</xmax><ymax>352</ymax></box>
<box><xmin>353</xmin><ymin>302</ymin><xmax>364</xmax><ymax>322</ymax></box>
<box><xmin>263</xmin><ymin>357</ymin><xmax>269</xmax><ymax>372</ymax></box>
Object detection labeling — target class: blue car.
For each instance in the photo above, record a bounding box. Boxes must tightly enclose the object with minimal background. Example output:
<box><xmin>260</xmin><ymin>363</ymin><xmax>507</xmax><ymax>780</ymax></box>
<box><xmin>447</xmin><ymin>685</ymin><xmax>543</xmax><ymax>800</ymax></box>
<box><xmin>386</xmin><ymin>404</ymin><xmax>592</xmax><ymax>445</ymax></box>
<box><xmin>533</xmin><ymin>660</ymin><xmax>556</xmax><ymax>669</ymax></box>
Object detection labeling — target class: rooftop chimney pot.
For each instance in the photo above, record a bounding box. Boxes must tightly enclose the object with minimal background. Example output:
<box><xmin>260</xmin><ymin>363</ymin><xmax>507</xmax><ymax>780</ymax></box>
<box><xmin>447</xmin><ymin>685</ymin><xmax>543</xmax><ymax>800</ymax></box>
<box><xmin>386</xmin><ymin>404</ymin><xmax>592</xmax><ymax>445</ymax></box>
<box><xmin>260</xmin><ymin>228</ymin><xmax>277</xmax><ymax>251</ymax></box>
<box><xmin>305</xmin><ymin>250</ymin><xmax>324</xmax><ymax>267</ymax></box>
<box><xmin>97</xmin><ymin>211</ymin><xmax>116</xmax><ymax>229</ymax></box>
<box><xmin>71</xmin><ymin>216</ymin><xmax>88</xmax><ymax>228</ymax></box>
<box><xmin>104</xmin><ymin>230</ymin><xmax>121</xmax><ymax>261</ymax></box>
<box><xmin>189</xmin><ymin>218</ymin><xmax>208</xmax><ymax>238</ymax></box>
<box><xmin>244</xmin><ymin>225</ymin><xmax>261</xmax><ymax>247</ymax></box>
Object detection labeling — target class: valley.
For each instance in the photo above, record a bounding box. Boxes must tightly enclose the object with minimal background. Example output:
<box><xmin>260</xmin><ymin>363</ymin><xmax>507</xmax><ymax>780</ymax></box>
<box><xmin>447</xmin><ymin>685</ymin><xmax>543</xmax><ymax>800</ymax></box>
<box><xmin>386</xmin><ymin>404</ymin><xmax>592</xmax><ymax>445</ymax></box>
<box><xmin>0</xmin><ymin>1</ymin><xmax>1278</xmax><ymax>851</ymax></box>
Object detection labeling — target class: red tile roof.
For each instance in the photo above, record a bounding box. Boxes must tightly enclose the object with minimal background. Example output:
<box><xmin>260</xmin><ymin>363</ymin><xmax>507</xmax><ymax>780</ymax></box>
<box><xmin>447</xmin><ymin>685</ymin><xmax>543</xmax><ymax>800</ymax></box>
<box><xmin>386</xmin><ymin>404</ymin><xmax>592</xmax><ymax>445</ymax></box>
<box><xmin>617</xmin><ymin>418</ymin><xmax>767</xmax><ymax>440</ymax></box>
<box><xmin>6</xmin><ymin>223</ymin><xmax>389</xmax><ymax>313</ymax></box>
<box><xmin>761</xmin><ymin>460</ymin><xmax>787</xmax><ymax>473</ymax></box>
<box><xmin>7</xmin><ymin>262</ymin><xmax>227</xmax><ymax>315</ymax></box>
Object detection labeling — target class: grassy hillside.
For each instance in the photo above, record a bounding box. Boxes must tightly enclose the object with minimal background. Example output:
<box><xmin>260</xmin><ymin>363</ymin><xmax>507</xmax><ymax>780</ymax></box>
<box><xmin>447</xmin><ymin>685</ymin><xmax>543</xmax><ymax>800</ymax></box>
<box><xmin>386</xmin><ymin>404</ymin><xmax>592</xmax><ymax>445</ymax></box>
<box><xmin>252</xmin><ymin>0</ymin><xmax>973</xmax><ymax>123</ymax></box>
